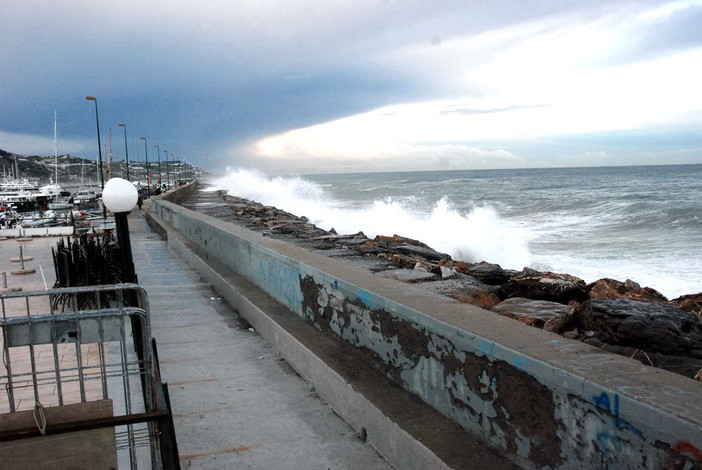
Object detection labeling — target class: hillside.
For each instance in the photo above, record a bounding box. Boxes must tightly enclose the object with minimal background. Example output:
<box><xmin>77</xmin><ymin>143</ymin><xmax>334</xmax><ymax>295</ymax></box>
<box><xmin>0</xmin><ymin>149</ymin><xmax>201</xmax><ymax>187</ymax></box>
<box><xmin>0</xmin><ymin>149</ymin><xmax>103</xmax><ymax>186</ymax></box>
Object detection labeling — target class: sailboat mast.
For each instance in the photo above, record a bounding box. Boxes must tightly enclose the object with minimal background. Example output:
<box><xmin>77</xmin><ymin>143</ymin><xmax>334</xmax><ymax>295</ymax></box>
<box><xmin>54</xmin><ymin>110</ymin><xmax>58</xmax><ymax>184</ymax></box>
<box><xmin>108</xmin><ymin>127</ymin><xmax>113</xmax><ymax>179</ymax></box>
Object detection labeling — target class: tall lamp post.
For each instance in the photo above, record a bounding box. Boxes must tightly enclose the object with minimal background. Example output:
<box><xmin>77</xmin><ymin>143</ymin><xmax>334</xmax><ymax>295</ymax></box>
<box><xmin>163</xmin><ymin>150</ymin><xmax>169</xmax><ymax>188</ymax></box>
<box><xmin>173</xmin><ymin>154</ymin><xmax>179</xmax><ymax>184</ymax></box>
<box><xmin>154</xmin><ymin>145</ymin><xmax>161</xmax><ymax>185</ymax></box>
<box><xmin>118</xmin><ymin>123</ymin><xmax>130</xmax><ymax>181</ymax></box>
<box><xmin>85</xmin><ymin>96</ymin><xmax>105</xmax><ymax>190</ymax></box>
<box><xmin>101</xmin><ymin>177</ymin><xmax>145</xmax><ymax>373</ymax></box>
<box><xmin>140</xmin><ymin>137</ymin><xmax>150</xmax><ymax>187</ymax></box>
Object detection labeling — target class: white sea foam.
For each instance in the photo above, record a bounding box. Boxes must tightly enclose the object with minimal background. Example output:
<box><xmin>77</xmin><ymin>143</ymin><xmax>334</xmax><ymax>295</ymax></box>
<box><xmin>208</xmin><ymin>167</ymin><xmax>702</xmax><ymax>299</ymax></box>
<box><xmin>209</xmin><ymin>168</ymin><xmax>533</xmax><ymax>269</ymax></box>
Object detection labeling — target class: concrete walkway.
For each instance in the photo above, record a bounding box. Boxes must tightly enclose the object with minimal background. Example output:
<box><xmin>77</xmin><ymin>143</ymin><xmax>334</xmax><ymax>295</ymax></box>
<box><xmin>128</xmin><ymin>208</ymin><xmax>392</xmax><ymax>469</ymax></box>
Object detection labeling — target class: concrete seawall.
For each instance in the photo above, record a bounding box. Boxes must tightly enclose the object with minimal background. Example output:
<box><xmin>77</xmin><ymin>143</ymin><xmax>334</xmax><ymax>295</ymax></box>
<box><xmin>149</xmin><ymin>192</ymin><xmax>702</xmax><ymax>469</ymax></box>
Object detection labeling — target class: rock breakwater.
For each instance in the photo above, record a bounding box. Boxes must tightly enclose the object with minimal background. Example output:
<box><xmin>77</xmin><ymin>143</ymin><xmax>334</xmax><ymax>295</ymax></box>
<box><xmin>182</xmin><ymin>188</ymin><xmax>702</xmax><ymax>380</ymax></box>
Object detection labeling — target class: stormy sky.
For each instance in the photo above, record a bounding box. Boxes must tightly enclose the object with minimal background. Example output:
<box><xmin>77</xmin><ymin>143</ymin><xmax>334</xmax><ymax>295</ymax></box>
<box><xmin>1</xmin><ymin>0</ymin><xmax>701</xmax><ymax>174</ymax></box>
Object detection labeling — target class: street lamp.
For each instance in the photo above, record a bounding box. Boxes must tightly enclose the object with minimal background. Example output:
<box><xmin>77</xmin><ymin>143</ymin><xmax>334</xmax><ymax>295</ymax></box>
<box><xmin>154</xmin><ymin>145</ymin><xmax>161</xmax><ymax>185</ymax></box>
<box><xmin>102</xmin><ymin>177</ymin><xmax>138</xmax><ymax>285</ymax></box>
<box><xmin>163</xmin><ymin>150</ymin><xmax>169</xmax><ymax>188</ymax></box>
<box><xmin>85</xmin><ymin>96</ymin><xmax>105</xmax><ymax>190</ymax></box>
<box><xmin>140</xmin><ymin>137</ymin><xmax>150</xmax><ymax>187</ymax></box>
<box><xmin>101</xmin><ymin>176</ymin><xmax>143</xmax><ymax>362</ymax></box>
<box><xmin>173</xmin><ymin>154</ymin><xmax>178</xmax><ymax>184</ymax></box>
<box><xmin>118</xmin><ymin>123</ymin><xmax>130</xmax><ymax>181</ymax></box>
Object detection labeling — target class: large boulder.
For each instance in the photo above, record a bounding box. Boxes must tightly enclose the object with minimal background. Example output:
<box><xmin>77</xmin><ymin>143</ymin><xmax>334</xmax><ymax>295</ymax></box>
<box><xmin>374</xmin><ymin>234</ymin><xmax>451</xmax><ymax>261</ymax></box>
<box><xmin>394</xmin><ymin>244</ymin><xmax>451</xmax><ymax>261</ymax></box>
<box><xmin>581</xmin><ymin>299</ymin><xmax>702</xmax><ymax>358</ymax></box>
<box><xmin>423</xmin><ymin>273</ymin><xmax>501</xmax><ymax>310</ymax></box>
<box><xmin>499</xmin><ymin>268</ymin><xmax>589</xmax><ymax>304</ymax></box>
<box><xmin>491</xmin><ymin>297</ymin><xmax>574</xmax><ymax>332</ymax></box>
<box><xmin>587</xmin><ymin>278</ymin><xmax>667</xmax><ymax>302</ymax></box>
<box><xmin>464</xmin><ymin>262</ymin><xmax>511</xmax><ymax>285</ymax></box>
<box><xmin>375</xmin><ymin>269</ymin><xmax>438</xmax><ymax>283</ymax></box>
<box><xmin>375</xmin><ymin>234</ymin><xmax>433</xmax><ymax>248</ymax></box>
<box><xmin>440</xmin><ymin>261</ymin><xmax>511</xmax><ymax>285</ymax></box>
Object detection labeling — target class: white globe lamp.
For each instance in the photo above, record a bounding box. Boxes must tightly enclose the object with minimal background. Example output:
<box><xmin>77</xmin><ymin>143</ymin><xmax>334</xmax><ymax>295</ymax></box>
<box><xmin>101</xmin><ymin>177</ymin><xmax>138</xmax><ymax>285</ymax></box>
<box><xmin>102</xmin><ymin>177</ymin><xmax>138</xmax><ymax>213</ymax></box>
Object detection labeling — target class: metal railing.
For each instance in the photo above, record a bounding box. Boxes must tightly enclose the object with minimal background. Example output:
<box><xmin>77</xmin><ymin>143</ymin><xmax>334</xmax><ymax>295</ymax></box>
<box><xmin>0</xmin><ymin>284</ymin><xmax>179</xmax><ymax>469</ymax></box>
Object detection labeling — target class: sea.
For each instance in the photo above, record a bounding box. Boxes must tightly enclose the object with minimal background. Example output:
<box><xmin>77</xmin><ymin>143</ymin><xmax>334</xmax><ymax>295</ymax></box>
<box><xmin>208</xmin><ymin>164</ymin><xmax>702</xmax><ymax>299</ymax></box>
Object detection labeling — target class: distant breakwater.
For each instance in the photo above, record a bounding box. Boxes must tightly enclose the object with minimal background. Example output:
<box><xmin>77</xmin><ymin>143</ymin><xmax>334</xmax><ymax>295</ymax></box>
<box><xmin>181</xmin><ymin>188</ymin><xmax>702</xmax><ymax>381</ymax></box>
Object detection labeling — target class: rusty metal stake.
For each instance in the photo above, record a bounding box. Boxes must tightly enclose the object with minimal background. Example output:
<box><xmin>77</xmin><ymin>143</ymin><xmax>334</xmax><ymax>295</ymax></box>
<box><xmin>11</xmin><ymin>245</ymin><xmax>34</xmax><ymax>263</ymax></box>
<box><xmin>0</xmin><ymin>271</ymin><xmax>22</xmax><ymax>292</ymax></box>
<box><xmin>11</xmin><ymin>245</ymin><xmax>36</xmax><ymax>275</ymax></box>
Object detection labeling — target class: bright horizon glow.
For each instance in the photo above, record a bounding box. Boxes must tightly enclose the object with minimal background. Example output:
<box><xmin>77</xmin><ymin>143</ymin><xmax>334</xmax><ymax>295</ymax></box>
<box><xmin>254</xmin><ymin>2</ymin><xmax>702</xmax><ymax>171</ymax></box>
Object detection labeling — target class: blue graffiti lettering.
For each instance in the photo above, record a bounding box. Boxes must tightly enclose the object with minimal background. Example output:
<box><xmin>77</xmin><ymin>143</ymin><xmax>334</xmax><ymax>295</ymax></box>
<box><xmin>614</xmin><ymin>419</ymin><xmax>644</xmax><ymax>438</ymax></box>
<box><xmin>512</xmin><ymin>357</ymin><xmax>529</xmax><ymax>369</ymax></box>
<box><xmin>593</xmin><ymin>391</ymin><xmax>619</xmax><ymax>416</ymax></box>
<box><xmin>592</xmin><ymin>390</ymin><xmax>644</xmax><ymax>456</ymax></box>
<box><xmin>358</xmin><ymin>291</ymin><xmax>373</xmax><ymax>308</ymax></box>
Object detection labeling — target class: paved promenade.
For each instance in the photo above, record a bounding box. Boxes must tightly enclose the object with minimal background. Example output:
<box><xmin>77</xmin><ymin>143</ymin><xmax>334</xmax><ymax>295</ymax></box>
<box><xmin>0</xmin><ymin>211</ymin><xmax>391</xmax><ymax>469</ymax></box>
<box><xmin>128</xmin><ymin>208</ymin><xmax>392</xmax><ymax>469</ymax></box>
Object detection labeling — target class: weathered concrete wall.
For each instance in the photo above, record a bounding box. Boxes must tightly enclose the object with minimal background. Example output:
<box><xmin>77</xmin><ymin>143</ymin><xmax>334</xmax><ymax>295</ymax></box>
<box><xmin>160</xmin><ymin>180</ymin><xmax>199</xmax><ymax>205</ymax></box>
<box><xmin>152</xmin><ymin>198</ymin><xmax>702</xmax><ymax>470</ymax></box>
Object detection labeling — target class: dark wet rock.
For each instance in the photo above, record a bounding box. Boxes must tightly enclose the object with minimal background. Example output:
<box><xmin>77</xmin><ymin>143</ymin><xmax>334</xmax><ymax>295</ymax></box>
<box><xmin>316</xmin><ymin>248</ymin><xmax>361</xmax><ymax>257</ymax></box>
<box><xmin>275</xmin><ymin>224</ymin><xmax>308</xmax><ymax>235</ymax></box>
<box><xmin>492</xmin><ymin>297</ymin><xmax>574</xmax><ymax>331</ymax></box>
<box><xmin>422</xmin><ymin>274</ymin><xmax>501</xmax><ymax>309</ymax></box>
<box><xmin>499</xmin><ymin>268</ymin><xmax>589</xmax><ymax>304</ymax></box>
<box><xmin>387</xmin><ymin>254</ymin><xmax>432</xmax><ymax>272</ymax></box>
<box><xmin>375</xmin><ymin>234</ymin><xmax>433</xmax><ymax>249</ymax></box>
<box><xmin>395</xmin><ymin>244</ymin><xmax>451</xmax><ymax>261</ymax></box>
<box><xmin>463</xmin><ymin>262</ymin><xmax>511</xmax><ymax>285</ymax></box>
<box><xmin>452</xmin><ymin>290</ymin><xmax>502</xmax><ymax>310</ymax></box>
<box><xmin>670</xmin><ymin>293</ymin><xmax>702</xmax><ymax>316</ymax></box>
<box><xmin>305</xmin><ymin>240</ymin><xmax>338</xmax><ymax>250</ymax></box>
<box><xmin>421</xmin><ymin>273</ymin><xmax>486</xmax><ymax>294</ymax></box>
<box><xmin>340</xmin><ymin>238</ymin><xmax>374</xmax><ymax>246</ymax></box>
<box><xmin>581</xmin><ymin>299</ymin><xmax>702</xmax><ymax>359</ymax></box>
<box><xmin>353</xmin><ymin>241</ymin><xmax>384</xmax><ymax>255</ymax></box>
<box><xmin>587</xmin><ymin>278</ymin><xmax>668</xmax><ymax>302</ymax></box>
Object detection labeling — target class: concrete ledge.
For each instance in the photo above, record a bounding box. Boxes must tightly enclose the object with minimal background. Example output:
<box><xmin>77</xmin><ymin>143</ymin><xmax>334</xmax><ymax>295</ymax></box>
<box><xmin>148</xmin><ymin>197</ymin><xmax>702</xmax><ymax>470</ymax></box>
<box><xmin>0</xmin><ymin>226</ymin><xmax>74</xmax><ymax>238</ymax></box>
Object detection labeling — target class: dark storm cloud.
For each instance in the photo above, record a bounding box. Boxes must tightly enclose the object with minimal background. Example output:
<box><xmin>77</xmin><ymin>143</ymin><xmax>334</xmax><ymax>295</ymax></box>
<box><xmin>1</xmin><ymin>0</ymin><xmax>701</xmax><ymax>171</ymax></box>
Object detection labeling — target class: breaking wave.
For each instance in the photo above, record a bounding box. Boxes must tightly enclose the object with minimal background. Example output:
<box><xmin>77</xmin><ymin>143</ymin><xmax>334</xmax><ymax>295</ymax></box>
<box><xmin>208</xmin><ymin>168</ymin><xmax>533</xmax><ymax>269</ymax></box>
